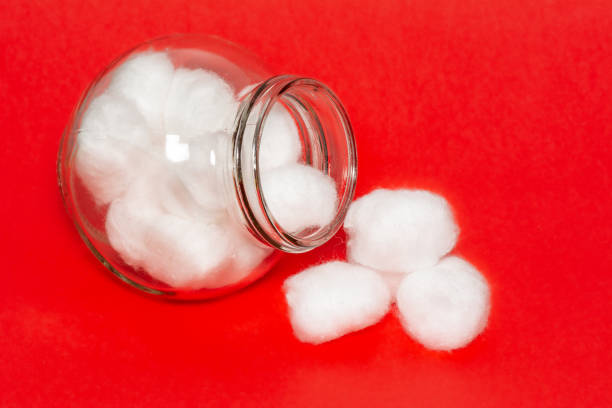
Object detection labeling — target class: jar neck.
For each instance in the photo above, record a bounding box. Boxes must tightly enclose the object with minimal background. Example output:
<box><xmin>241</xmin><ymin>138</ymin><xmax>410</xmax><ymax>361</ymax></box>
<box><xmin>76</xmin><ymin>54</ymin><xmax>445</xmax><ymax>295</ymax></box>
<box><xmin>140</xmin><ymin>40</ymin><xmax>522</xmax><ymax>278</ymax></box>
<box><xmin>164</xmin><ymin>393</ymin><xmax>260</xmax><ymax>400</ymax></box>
<box><xmin>228</xmin><ymin>75</ymin><xmax>357</xmax><ymax>253</ymax></box>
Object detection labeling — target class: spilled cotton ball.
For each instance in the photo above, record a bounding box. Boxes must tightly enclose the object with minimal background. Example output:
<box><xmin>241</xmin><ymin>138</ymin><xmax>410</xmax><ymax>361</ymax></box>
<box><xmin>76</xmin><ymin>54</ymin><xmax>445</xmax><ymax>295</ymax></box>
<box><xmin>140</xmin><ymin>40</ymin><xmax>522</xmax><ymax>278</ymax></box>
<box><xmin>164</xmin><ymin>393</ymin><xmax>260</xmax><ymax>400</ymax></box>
<box><xmin>396</xmin><ymin>256</ymin><xmax>490</xmax><ymax>351</ymax></box>
<box><xmin>376</xmin><ymin>270</ymin><xmax>406</xmax><ymax>298</ymax></box>
<box><xmin>344</xmin><ymin>188</ymin><xmax>459</xmax><ymax>274</ymax></box>
<box><xmin>164</xmin><ymin>68</ymin><xmax>238</xmax><ymax>140</ymax></box>
<box><xmin>75</xmin><ymin>93</ymin><xmax>153</xmax><ymax>205</ymax></box>
<box><xmin>262</xmin><ymin>163</ymin><xmax>338</xmax><ymax>233</ymax></box>
<box><xmin>107</xmin><ymin>51</ymin><xmax>174</xmax><ymax>134</ymax></box>
<box><xmin>284</xmin><ymin>261</ymin><xmax>391</xmax><ymax>344</ymax></box>
<box><xmin>258</xmin><ymin>103</ymin><xmax>302</xmax><ymax>170</ymax></box>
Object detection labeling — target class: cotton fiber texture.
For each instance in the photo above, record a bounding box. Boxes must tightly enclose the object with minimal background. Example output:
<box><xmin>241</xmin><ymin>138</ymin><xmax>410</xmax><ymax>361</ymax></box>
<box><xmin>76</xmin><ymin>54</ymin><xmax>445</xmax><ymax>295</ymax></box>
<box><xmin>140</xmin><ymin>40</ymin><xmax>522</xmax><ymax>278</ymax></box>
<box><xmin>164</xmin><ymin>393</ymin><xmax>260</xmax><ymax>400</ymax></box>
<box><xmin>106</xmin><ymin>51</ymin><xmax>174</xmax><ymax>134</ymax></box>
<box><xmin>172</xmin><ymin>132</ymin><xmax>228</xmax><ymax>213</ymax></box>
<box><xmin>396</xmin><ymin>256</ymin><xmax>490</xmax><ymax>350</ymax></box>
<box><xmin>344</xmin><ymin>188</ymin><xmax>459</xmax><ymax>274</ymax></box>
<box><xmin>262</xmin><ymin>163</ymin><xmax>337</xmax><ymax>233</ymax></box>
<box><xmin>238</xmin><ymin>83</ymin><xmax>302</xmax><ymax>171</ymax></box>
<box><xmin>164</xmin><ymin>68</ymin><xmax>237</xmax><ymax>140</ymax></box>
<box><xmin>75</xmin><ymin>93</ymin><xmax>153</xmax><ymax>205</ymax></box>
<box><xmin>258</xmin><ymin>103</ymin><xmax>303</xmax><ymax>170</ymax></box>
<box><xmin>75</xmin><ymin>51</ymin><xmax>337</xmax><ymax>290</ymax></box>
<box><xmin>105</xmin><ymin>174</ymin><xmax>234</xmax><ymax>289</ymax></box>
<box><xmin>280</xmin><ymin>187</ymin><xmax>490</xmax><ymax>348</ymax></box>
<box><xmin>284</xmin><ymin>261</ymin><xmax>391</xmax><ymax>344</ymax></box>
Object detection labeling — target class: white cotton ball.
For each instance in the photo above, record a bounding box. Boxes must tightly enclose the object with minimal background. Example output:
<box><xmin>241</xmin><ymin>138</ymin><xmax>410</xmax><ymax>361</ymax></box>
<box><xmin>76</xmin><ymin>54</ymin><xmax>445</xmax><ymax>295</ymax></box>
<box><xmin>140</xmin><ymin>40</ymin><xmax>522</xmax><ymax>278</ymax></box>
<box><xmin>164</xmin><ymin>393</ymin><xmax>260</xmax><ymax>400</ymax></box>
<box><xmin>107</xmin><ymin>51</ymin><xmax>175</xmax><ymax>133</ymax></box>
<box><xmin>284</xmin><ymin>261</ymin><xmax>391</xmax><ymax>344</ymax></box>
<box><xmin>148</xmin><ymin>168</ymin><xmax>209</xmax><ymax>220</ymax></box>
<box><xmin>396</xmin><ymin>256</ymin><xmax>490</xmax><ymax>351</ymax></box>
<box><xmin>203</xmin><ymin>221</ymin><xmax>273</xmax><ymax>289</ymax></box>
<box><xmin>164</xmin><ymin>68</ymin><xmax>238</xmax><ymax>140</ymax></box>
<box><xmin>170</xmin><ymin>132</ymin><xmax>228</xmax><ymax>213</ymax></box>
<box><xmin>228</xmin><ymin>224</ymin><xmax>272</xmax><ymax>274</ymax></box>
<box><xmin>79</xmin><ymin>92</ymin><xmax>151</xmax><ymax>147</ymax></box>
<box><xmin>174</xmin><ymin>167</ymin><xmax>224</xmax><ymax>214</ymax></box>
<box><xmin>377</xmin><ymin>270</ymin><xmax>406</xmax><ymax>298</ymax></box>
<box><xmin>258</xmin><ymin>102</ymin><xmax>302</xmax><ymax>170</ymax></box>
<box><xmin>238</xmin><ymin>83</ymin><xmax>302</xmax><ymax>170</ymax></box>
<box><xmin>105</xmin><ymin>176</ymin><xmax>233</xmax><ymax>290</ymax></box>
<box><xmin>75</xmin><ymin>92</ymin><xmax>153</xmax><ymax>205</ymax></box>
<box><xmin>142</xmin><ymin>214</ymin><xmax>233</xmax><ymax>289</ymax></box>
<box><xmin>104</xmin><ymin>193</ymin><xmax>155</xmax><ymax>267</ymax></box>
<box><xmin>262</xmin><ymin>164</ymin><xmax>337</xmax><ymax>233</ymax></box>
<box><xmin>344</xmin><ymin>189</ymin><xmax>459</xmax><ymax>274</ymax></box>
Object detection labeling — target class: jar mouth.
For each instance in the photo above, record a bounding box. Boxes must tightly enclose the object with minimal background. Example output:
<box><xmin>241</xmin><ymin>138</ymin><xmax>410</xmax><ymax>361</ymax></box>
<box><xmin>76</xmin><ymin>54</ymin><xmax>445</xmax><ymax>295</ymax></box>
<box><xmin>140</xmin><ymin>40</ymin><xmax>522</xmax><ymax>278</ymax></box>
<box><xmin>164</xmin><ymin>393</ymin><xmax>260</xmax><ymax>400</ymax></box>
<box><xmin>231</xmin><ymin>75</ymin><xmax>357</xmax><ymax>253</ymax></box>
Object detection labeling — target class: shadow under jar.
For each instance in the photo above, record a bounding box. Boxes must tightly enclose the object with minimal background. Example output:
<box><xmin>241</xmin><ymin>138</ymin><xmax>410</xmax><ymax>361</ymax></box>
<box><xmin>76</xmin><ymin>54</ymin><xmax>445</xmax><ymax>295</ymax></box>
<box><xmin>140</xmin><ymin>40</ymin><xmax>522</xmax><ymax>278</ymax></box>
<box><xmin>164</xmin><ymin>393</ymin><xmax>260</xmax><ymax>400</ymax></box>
<box><xmin>57</xmin><ymin>34</ymin><xmax>357</xmax><ymax>299</ymax></box>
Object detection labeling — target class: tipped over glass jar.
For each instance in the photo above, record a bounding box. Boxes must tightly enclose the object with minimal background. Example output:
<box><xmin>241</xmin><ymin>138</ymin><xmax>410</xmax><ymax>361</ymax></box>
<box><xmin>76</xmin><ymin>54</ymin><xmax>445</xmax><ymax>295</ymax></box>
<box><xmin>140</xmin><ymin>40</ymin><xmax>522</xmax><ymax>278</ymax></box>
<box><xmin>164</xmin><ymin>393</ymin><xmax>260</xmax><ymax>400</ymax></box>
<box><xmin>57</xmin><ymin>34</ymin><xmax>357</xmax><ymax>299</ymax></box>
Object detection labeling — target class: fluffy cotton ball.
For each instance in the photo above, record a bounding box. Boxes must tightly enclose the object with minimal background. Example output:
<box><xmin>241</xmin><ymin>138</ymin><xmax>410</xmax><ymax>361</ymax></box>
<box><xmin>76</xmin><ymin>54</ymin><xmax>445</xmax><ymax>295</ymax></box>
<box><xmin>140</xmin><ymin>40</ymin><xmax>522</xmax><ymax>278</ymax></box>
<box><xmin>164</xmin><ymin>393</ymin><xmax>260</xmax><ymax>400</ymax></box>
<box><xmin>148</xmin><ymin>169</ymin><xmax>209</xmax><ymax>220</ymax></box>
<box><xmin>396</xmin><ymin>256</ymin><xmax>490</xmax><ymax>351</ymax></box>
<box><xmin>284</xmin><ymin>261</ymin><xmax>391</xmax><ymax>344</ymax></box>
<box><xmin>168</xmin><ymin>131</ymin><xmax>229</xmax><ymax>213</ymax></box>
<box><xmin>344</xmin><ymin>189</ymin><xmax>459</xmax><ymax>274</ymax></box>
<box><xmin>164</xmin><ymin>68</ymin><xmax>238</xmax><ymax>140</ymax></box>
<box><xmin>105</xmin><ymin>193</ymin><xmax>156</xmax><ymax>267</ymax></box>
<box><xmin>105</xmin><ymin>176</ymin><xmax>233</xmax><ymax>289</ymax></box>
<box><xmin>75</xmin><ymin>92</ymin><xmax>153</xmax><ymax>205</ymax></box>
<box><xmin>258</xmin><ymin>102</ymin><xmax>302</xmax><ymax>170</ymax></box>
<box><xmin>107</xmin><ymin>51</ymin><xmax>175</xmax><ymax>133</ymax></box>
<box><xmin>207</xmin><ymin>222</ymin><xmax>273</xmax><ymax>288</ymax></box>
<box><xmin>229</xmin><ymin>225</ymin><xmax>271</xmax><ymax>273</ymax></box>
<box><xmin>141</xmin><ymin>214</ymin><xmax>233</xmax><ymax>289</ymax></box>
<box><xmin>238</xmin><ymin>83</ymin><xmax>302</xmax><ymax>170</ymax></box>
<box><xmin>262</xmin><ymin>164</ymin><xmax>337</xmax><ymax>233</ymax></box>
<box><xmin>377</xmin><ymin>270</ymin><xmax>406</xmax><ymax>298</ymax></box>
<box><xmin>173</xmin><ymin>166</ymin><xmax>224</xmax><ymax>214</ymax></box>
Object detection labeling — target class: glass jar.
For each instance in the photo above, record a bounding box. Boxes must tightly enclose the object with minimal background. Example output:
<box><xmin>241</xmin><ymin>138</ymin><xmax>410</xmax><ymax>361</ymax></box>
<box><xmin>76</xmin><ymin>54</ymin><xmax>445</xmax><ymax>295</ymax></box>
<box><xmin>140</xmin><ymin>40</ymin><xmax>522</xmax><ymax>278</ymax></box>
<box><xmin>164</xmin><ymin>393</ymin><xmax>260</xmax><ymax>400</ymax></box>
<box><xmin>57</xmin><ymin>34</ymin><xmax>357</xmax><ymax>299</ymax></box>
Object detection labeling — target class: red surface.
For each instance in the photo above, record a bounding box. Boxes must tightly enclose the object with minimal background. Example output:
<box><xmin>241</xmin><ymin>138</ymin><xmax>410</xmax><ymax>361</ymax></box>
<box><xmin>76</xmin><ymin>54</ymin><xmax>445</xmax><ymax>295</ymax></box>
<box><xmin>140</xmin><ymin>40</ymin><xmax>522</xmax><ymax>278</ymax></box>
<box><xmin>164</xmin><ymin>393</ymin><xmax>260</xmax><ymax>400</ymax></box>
<box><xmin>1</xmin><ymin>0</ymin><xmax>611</xmax><ymax>406</ymax></box>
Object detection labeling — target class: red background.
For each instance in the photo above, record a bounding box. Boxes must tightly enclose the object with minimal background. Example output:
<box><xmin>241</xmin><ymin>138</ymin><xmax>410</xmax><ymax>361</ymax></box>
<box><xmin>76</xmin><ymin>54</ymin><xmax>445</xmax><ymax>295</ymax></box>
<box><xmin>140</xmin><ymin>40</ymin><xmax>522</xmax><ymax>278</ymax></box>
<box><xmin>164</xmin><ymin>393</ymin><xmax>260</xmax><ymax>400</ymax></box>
<box><xmin>1</xmin><ymin>0</ymin><xmax>611</xmax><ymax>406</ymax></box>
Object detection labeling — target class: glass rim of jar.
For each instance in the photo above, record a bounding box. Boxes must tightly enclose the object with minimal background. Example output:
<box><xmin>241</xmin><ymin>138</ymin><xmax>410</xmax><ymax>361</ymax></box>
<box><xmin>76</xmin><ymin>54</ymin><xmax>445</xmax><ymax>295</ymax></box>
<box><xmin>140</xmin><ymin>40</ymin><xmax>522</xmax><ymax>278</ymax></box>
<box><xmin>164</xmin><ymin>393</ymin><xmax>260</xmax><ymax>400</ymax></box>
<box><xmin>231</xmin><ymin>75</ymin><xmax>358</xmax><ymax>253</ymax></box>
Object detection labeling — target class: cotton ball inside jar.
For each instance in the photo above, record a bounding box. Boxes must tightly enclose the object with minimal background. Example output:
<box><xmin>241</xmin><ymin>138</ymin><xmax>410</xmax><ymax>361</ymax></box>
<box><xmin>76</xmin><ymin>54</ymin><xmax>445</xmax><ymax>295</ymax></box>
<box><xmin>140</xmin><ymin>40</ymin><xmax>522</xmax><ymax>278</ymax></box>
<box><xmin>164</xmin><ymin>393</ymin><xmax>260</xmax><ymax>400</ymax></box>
<box><xmin>164</xmin><ymin>68</ymin><xmax>238</xmax><ymax>141</ymax></box>
<box><xmin>258</xmin><ymin>102</ymin><xmax>302</xmax><ymax>170</ymax></box>
<box><xmin>142</xmin><ymin>214</ymin><xmax>233</xmax><ymax>289</ymax></box>
<box><xmin>210</xmin><ymin>222</ymin><xmax>274</xmax><ymax>288</ymax></box>
<box><xmin>238</xmin><ymin>84</ymin><xmax>302</xmax><ymax>170</ymax></box>
<box><xmin>171</xmin><ymin>132</ymin><xmax>229</xmax><ymax>213</ymax></box>
<box><xmin>105</xmin><ymin>175</ymin><xmax>233</xmax><ymax>290</ymax></box>
<box><xmin>75</xmin><ymin>92</ymin><xmax>153</xmax><ymax>205</ymax></box>
<box><xmin>344</xmin><ymin>189</ymin><xmax>459</xmax><ymax>274</ymax></box>
<box><xmin>147</xmin><ymin>167</ymin><xmax>213</xmax><ymax>220</ymax></box>
<box><xmin>172</xmin><ymin>166</ymin><xmax>223</xmax><ymax>214</ymax></box>
<box><xmin>106</xmin><ymin>51</ymin><xmax>175</xmax><ymax>133</ymax></box>
<box><xmin>262</xmin><ymin>163</ymin><xmax>337</xmax><ymax>234</ymax></box>
<box><xmin>229</xmin><ymin>224</ymin><xmax>272</xmax><ymax>273</ymax></box>
<box><xmin>396</xmin><ymin>256</ymin><xmax>491</xmax><ymax>351</ymax></box>
<box><xmin>284</xmin><ymin>261</ymin><xmax>391</xmax><ymax>344</ymax></box>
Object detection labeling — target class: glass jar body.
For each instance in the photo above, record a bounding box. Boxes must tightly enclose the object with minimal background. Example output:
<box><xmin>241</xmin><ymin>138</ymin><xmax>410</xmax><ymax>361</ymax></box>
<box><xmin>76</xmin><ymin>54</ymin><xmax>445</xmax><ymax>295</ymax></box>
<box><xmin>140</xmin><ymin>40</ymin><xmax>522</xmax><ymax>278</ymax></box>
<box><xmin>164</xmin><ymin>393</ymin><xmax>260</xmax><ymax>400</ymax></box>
<box><xmin>58</xmin><ymin>34</ymin><xmax>356</xmax><ymax>299</ymax></box>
